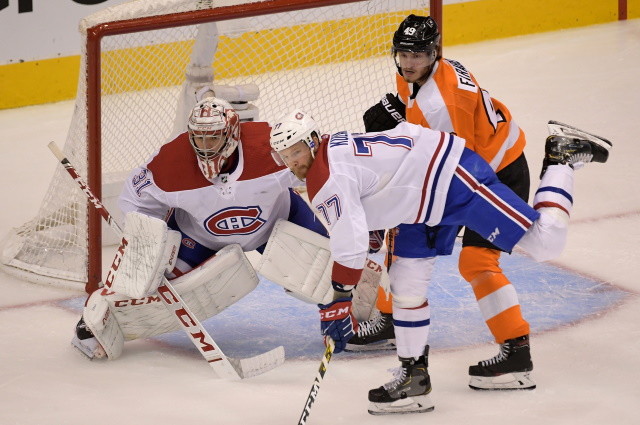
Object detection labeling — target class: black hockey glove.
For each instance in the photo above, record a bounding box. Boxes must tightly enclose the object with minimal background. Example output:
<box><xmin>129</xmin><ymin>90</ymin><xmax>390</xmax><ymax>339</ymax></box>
<box><xmin>363</xmin><ymin>93</ymin><xmax>406</xmax><ymax>132</ymax></box>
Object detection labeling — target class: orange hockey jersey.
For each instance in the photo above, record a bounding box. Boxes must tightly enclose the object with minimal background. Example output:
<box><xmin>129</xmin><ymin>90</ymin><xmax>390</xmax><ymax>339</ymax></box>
<box><xmin>396</xmin><ymin>58</ymin><xmax>526</xmax><ymax>172</ymax></box>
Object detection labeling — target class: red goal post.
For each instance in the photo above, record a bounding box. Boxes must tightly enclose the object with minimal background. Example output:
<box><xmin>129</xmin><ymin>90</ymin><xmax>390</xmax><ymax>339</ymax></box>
<box><xmin>1</xmin><ymin>0</ymin><xmax>441</xmax><ymax>293</ymax></box>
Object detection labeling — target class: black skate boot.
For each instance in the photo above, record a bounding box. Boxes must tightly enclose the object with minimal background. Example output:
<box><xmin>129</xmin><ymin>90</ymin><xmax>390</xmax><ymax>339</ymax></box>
<box><xmin>368</xmin><ymin>346</ymin><xmax>434</xmax><ymax>415</ymax></box>
<box><xmin>468</xmin><ymin>334</ymin><xmax>535</xmax><ymax>390</ymax></box>
<box><xmin>71</xmin><ymin>317</ymin><xmax>106</xmax><ymax>360</ymax></box>
<box><xmin>345</xmin><ymin>311</ymin><xmax>395</xmax><ymax>351</ymax></box>
<box><xmin>540</xmin><ymin>120</ymin><xmax>612</xmax><ymax>177</ymax></box>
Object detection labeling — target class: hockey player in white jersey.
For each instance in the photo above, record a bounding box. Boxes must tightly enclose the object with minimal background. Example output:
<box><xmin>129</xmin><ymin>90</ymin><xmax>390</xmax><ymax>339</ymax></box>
<box><xmin>72</xmin><ymin>97</ymin><xmax>328</xmax><ymax>360</ymax></box>
<box><xmin>269</xmin><ymin>110</ymin><xmax>611</xmax><ymax>415</ymax></box>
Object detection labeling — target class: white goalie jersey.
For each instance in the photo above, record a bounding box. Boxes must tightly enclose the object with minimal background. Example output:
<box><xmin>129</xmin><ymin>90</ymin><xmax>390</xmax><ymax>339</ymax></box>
<box><xmin>119</xmin><ymin>121</ymin><xmax>300</xmax><ymax>256</ymax></box>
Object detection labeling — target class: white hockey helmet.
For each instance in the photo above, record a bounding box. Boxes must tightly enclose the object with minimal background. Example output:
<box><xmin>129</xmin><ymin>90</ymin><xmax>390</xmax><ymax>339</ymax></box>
<box><xmin>188</xmin><ymin>97</ymin><xmax>240</xmax><ymax>179</ymax></box>
<box><xmin>269</xmin><ymin>109</ymin><xmax>321</xmax><ymax>166</ymax></box>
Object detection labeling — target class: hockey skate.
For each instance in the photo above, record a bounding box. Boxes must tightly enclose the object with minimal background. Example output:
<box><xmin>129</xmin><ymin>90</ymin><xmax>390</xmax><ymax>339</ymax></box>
<box><xmin>71</xmin><ymin>317</ymin><xmax>106</xmax><ymax>360</ymax></box>
<box><xmin>368</xmin><ymin>346</ymin><xmax>434</xmax><ymax>415</ymax></box>
<box><xmin>540</xmin><ymin>120</ymin><xmax>612</xmax><ymax>177</ymax></box>
<box><xmin>468</xmin><ymin>335</ymin><xmax>535</xmax><ymax>390</ymax></box>
<box><xmin>345</xmin><ymin>310</ymin><xmax>396</xmax><ymax>351</ymax></box>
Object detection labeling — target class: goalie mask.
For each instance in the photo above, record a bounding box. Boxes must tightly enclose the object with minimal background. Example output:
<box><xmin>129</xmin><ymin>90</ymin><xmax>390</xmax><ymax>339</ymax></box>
<box><xmin>188</xmin><ymin>97</ymin><xmax>240</xmax><ymax>180</ymax></box>
<box><xmin>392</xmin><ymin>15</ymin><xmax>440</xmax><ymax>80</ymax></box>
<box><xmin>269</xmin><ymin>110</ymin><xmax>321</xmax><ymax>167</ymax></box>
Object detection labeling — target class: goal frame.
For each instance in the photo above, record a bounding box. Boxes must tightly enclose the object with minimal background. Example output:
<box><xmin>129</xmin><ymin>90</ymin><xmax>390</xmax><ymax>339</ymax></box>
<box><xmin>83</xmin><ymin>0</ymin><xmax>443</xmax><ymax>292</ymax></box>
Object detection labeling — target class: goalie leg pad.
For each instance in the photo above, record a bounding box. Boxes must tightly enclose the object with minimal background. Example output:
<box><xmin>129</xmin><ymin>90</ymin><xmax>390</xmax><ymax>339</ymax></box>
<box><xmin>351</xmin><ymin>258</ymin><xmax>387</xmax><ymax>321</ymax></box>
<box><xmin>106</xmin><ymin>212</ymin><xmax>181</xmax><ymax>299</ymax></box>
<box><xmin>82</xmin><ymin>290</ymin><xmax>125</xmax><ymax>360</ymax></box>
<box><xmin>104</xmin><ymin>244</ymin><xmax>258</xmax><ymax>341</ymax></box>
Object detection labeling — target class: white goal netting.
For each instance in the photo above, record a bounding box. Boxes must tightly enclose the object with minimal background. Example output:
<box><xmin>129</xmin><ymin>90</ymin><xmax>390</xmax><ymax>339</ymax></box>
<box><xmin>1</xmin><ymin>0</ymin><xmax>432</xmax><ymax>291</ymax></box>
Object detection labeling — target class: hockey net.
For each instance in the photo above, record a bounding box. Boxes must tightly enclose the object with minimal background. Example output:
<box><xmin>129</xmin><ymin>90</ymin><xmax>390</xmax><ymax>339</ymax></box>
<box><xmin>0</xmin><ymin>0</ymin><xmax>438</xmax><ymax>293</ymax></box>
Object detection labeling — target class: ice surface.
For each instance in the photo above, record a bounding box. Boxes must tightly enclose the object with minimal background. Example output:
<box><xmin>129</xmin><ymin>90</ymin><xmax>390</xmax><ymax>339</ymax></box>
<box><xmin>1</xmin><ymin>20</ymin><xmax>639</xmax><ymax>425</ymax></box>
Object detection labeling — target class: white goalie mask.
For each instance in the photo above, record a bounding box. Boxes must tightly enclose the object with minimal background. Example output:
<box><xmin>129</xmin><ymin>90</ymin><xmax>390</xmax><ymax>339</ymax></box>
<box><xmin>188</xmin><ymin>97</ymin><xmax>240</xmax><ymax>180</ymax></box>
<box><xmin>269</xmin><ymin>110</ymin><xmax>321</xmax><ymax>166</ymax></box>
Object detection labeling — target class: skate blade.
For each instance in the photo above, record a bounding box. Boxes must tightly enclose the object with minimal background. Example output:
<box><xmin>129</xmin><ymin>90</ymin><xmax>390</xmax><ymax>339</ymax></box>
<box><xmin>469</xmin><ymin>371</ymin><xmax>536</xmax><ymax>390</ymax></box>
<box><xmin>368</xmin><ymin>394</ymin><xmax>434</xmax><ymax>415</ymax></box>
<box><xmin>344</xmin><ymin>339</ymin><xmax>396</xmax><ymax>352</ymax></box>
<box><xmin>548</xmin><ymin>120</ymin><xmax>612</xmax><ymax>149</ymax></box>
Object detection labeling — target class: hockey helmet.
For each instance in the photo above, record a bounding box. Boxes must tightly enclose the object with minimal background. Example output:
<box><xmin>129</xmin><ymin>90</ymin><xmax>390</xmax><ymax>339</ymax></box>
<box><xmin>392</xmin><ymin>14</ymin><xmax>440</xmax><ymax>54</ymax></box>
<box><xmin>188</xmin><ymin>97</ymin><xmax>240</xmax><ymax>179</ymax></box>
<box><xmin>269</xmin><ymin>110</ymin><xmax>321</xmax><ymax>166</ymax></box>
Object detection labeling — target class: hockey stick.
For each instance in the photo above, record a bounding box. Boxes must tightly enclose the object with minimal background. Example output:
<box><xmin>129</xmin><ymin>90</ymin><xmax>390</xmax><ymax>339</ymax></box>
<box><xmin>385</xmin><ymin>227</ymin><xmax>397</xmax><ymax>273</ymax></box>
<box><xmin>297</xmin><ymin>339</ymin><xmax>334</xmax><ymax>425</ymax></box>
<box><xmin>48</xmin><ymin>141</ymin><xmax>284</xmax><ymax>379</ymax></box>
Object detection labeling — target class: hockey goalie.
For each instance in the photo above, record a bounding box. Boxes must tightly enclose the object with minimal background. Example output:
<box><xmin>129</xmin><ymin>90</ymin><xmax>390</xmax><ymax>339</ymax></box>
<box><xmin>72</xmin><ymin>96</ymin><xmax>386</xmax><ymax>361</ymax></box>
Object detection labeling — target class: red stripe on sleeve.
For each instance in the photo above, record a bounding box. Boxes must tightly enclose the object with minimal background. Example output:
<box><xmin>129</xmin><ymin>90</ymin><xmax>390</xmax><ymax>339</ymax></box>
<box><xmin>534</xmin><ymin>201</ymin><xmax>570</xmax><ymax>216</ymax></box>
<box><xmin>332</xmin><ymin>261</ymin><xmax>363</xmax><ymax>288</ymax></box>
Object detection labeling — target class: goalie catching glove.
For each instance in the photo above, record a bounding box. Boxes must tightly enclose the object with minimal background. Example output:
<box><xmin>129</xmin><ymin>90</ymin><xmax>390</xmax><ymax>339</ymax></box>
<box><xmin>363</xmin><ymin>93</ymin><xmax>406</xmax><ymax>132</ymax></box>
<box><xmin>319</xmin><ymin>297</ymin><xmax>358</xmax><ymax>353</ymax></box>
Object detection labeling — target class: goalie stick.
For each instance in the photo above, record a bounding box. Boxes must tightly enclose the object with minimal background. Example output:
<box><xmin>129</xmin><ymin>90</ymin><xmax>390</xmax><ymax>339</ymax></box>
<box><xmin>48</xmin><ymin>141</ymin><xmax>284</xmax><ymax>379</ymax></box>
<box><xmin>297</xmin><ymin>339</ymin><xmax>334</xmax><ymax>425</ymax></box>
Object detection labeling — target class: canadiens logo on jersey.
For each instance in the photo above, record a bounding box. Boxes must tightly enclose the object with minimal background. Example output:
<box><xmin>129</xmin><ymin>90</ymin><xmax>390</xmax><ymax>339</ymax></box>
<box><xmin>204</xmin><ymin>206</ymin><xmax>266</xmax><ymax>236</ymax></box>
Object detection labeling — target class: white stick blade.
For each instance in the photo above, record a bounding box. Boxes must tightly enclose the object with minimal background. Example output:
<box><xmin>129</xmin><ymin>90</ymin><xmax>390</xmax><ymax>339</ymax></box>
<box><xmin>231</xmin><ymin>345</ymin><xmax>285</xmax><ymax>379</ymax></box>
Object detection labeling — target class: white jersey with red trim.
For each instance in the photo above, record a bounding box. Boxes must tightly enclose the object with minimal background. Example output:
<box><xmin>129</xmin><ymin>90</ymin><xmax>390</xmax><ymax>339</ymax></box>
<box><xmin>119</xmin><ymin>121</ymin><xmax>299</xmax><ymax>252</ymax></box>
<box><xmin>305</xmin><ymin>122</ymin><xmax>465</xmax><ymax>284</ymax></box>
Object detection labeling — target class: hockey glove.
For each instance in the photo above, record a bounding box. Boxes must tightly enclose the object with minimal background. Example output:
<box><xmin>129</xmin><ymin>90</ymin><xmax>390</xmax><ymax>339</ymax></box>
<box><xmin>318</xmin><ymin>297</ymin><xmax>359</xmax><ymax>353</ymax></box>
<box><xmin>368</xmin><ymin>229</ymin><xmax>385</xmax><ymax>254</ymax></box>
<box><xmin>363</xmin><ymin>93</ymin><xmax>406</xmax><ymax>132</ymax></box>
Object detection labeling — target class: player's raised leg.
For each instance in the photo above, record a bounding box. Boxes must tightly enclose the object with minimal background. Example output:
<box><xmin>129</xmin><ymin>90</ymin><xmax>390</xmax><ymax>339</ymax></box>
<box><xmin>469</xmin><ymin>122</ymin><xmax>611</xmax><ymax>390</ymax></box>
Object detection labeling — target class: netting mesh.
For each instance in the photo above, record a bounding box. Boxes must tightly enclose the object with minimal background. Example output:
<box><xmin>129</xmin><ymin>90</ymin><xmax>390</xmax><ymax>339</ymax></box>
<box><xmin>1</xmin><ymin>0</ymin><xmax>430</xmax><ymax>290</ymax></box>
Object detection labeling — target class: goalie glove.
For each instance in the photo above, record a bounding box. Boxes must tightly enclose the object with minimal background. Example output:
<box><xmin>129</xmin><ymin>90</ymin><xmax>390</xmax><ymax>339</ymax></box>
<box><xmin>363</xmin><ymin>93</ymin><xmax>406</xmax><ymax>132</ymax></box>
<box><xmin>319</xmin><ymin>297</ymin><xmax>359</xmax><ymax>353</ymax></box>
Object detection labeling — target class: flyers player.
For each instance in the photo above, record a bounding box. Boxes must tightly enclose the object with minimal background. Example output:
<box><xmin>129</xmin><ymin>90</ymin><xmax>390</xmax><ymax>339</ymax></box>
<box><xmin>352</xmin><ymin>14</ymin><xmax>535</xmax><ymax>391</ymax></box>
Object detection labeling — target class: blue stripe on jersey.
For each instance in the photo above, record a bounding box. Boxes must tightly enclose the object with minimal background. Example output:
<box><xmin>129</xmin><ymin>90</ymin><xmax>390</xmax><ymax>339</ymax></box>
<box><xmin>536</xmin><ymin>186</ymin><xmax>574</xmax><ymax>204</ymax></box>
<box><xmin>393</xmin><ymin>318</ymin><xmax>431</xmax><ymax>328</ymax></box>
<box><xmin>424</xmin><ymin>133</ymin><xmax>455</xmax><ymax>223</ymax></box>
